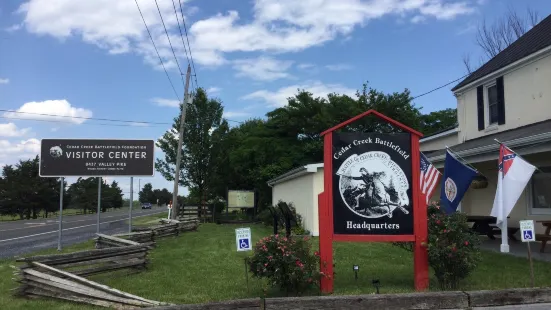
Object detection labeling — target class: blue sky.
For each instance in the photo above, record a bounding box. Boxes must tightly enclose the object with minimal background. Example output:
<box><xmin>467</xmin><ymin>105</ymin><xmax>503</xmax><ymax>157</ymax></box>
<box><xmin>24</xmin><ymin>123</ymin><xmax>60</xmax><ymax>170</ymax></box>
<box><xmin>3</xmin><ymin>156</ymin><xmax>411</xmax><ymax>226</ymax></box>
<box><xmin>1</xmin><ymin>0</ymin><xmax>550</xmax><ymax>197</ymax></box>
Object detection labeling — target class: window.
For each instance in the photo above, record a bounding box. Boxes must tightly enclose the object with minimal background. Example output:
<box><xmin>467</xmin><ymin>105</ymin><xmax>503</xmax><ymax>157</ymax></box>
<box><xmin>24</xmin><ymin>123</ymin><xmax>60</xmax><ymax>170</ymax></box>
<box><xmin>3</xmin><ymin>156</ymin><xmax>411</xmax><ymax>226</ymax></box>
<box><xmin>529</xmin><ymin>167</ymin><xmax>551</xmax><ymax>215</ymax></box>
<box><xmin>487</xmin><ymin>85</ymin><xmax>498</xmax><ymax>125</ymax></box>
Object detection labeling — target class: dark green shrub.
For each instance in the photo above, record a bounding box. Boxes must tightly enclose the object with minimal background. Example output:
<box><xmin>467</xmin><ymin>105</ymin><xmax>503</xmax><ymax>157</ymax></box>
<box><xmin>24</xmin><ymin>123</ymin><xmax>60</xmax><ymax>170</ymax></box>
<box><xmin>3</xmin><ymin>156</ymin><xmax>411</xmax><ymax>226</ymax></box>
<box><xmin>392</xmin><ymin>201</ymin><xmax>481</xmax><ymax>290</ymax></box>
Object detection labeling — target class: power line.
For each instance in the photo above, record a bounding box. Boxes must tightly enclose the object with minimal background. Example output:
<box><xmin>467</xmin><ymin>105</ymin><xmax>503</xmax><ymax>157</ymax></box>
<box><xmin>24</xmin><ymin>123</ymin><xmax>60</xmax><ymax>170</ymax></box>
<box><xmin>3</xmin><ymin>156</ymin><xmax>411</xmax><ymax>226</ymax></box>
<box><xmin>0</xmin><ymin>108</ymin><xmax>171</xmax><ymax>125</ymax></box>
<box><xmin>154</xmin><ymin>0</ymin><xmax>186</xmax><ymax>87</ymax></box>
<box><xmin>412</xmin><ymin>74</ymin><xmax>469</xmax><ymax>100</ymax></box>
<box><xmin>170</xmin><ymin>0</ymin><xmax>196</xmax><ymax>94</ymax></box>
<box><xmin>178</xmin><ymin>0</ymin><xmax>199</xmax><ymax>90</ymax></box>
<box><xmin>134</xmin><ymin>0</ymin><xmax>181</xmax><ymax>102</ymax></box>
<box><xmin>170</xmin><ymin>0</ymin><xmax>191</xmax><ymax>69</ymax></box>
<box><xmin>0</xmin><ymin>110</ymin><xmax>244</xmax><ymax>126</ymax></box>
<box><xmin>0</xmin><ymin>116</ymin><xmax>167</xmax><ymax>127</ymax></box>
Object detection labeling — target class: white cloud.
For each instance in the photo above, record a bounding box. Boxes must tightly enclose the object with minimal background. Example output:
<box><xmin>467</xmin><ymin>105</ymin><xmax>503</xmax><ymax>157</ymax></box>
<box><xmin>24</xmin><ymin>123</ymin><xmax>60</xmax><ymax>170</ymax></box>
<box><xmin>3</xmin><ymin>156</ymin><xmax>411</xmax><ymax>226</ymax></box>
<box><xmin>0</xmin><ymin>78</ymin><xmax>9</xmax><ymax>84</ymax></box>
<box><xmin>3</xmin><ymin>99</ymin><xmax>93</xmax><ymax>124</ymax></box>
<box><xmin>232</xmin><ymin>57</ymin><xmax>293</xmax><ymax>81</ymax></box>
<box><xmin>325</xmin><ymin>64</ymin><xmax>352</xmax><ymax>71</ymax></box>
<box><xmin>151</xmin><ymin>97</ymin><xmax>180</xmax><ymax>108</ymax></box>
<box><xmin>298</xmin><ymin>63</ymin><xmax>315</xmax><ymax>70</ymax></box>
<box><xmin>129</xmin><ymin>122</ymin><xmax>150</xmax><ymax>127</ymax></box>
<box><xmin>0</xmin><ymin>138</ymin><xmax>40</xmax><ymax>159</ymax></box>
<box><xmin>411</xmin><ymin>15</ymin><xmax>427</xmax><ymax>24</ymax></box>
<box><xmin>242</xmin><ymin>81</ymin><xmax>357</xmax><ymax>108</ymax></box>
<box><xmin>223</xmin><ymin>111</ymin><xmax>250</xmax><ymax>119</ymax></box>
<box><xmin>17</xmin><ymin>0</ymin><xmax>477</xmax><ymax>69</ymax></box>
<box><xmin>206</xmin><ymin>87</ymin><xmax>221</xmax><ymax>94</ymax></box>
<box><xmin>0</xmin><ymin>123</ymin><xmax>32</xmax><ymax>137</ymax></box>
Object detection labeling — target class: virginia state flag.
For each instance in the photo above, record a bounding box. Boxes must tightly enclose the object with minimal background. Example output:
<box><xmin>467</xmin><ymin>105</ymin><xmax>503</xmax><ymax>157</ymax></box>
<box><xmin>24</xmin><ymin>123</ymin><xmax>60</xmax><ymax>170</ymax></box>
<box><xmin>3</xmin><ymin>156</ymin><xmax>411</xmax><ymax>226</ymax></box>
<box><xmin>440</xmin><ymin>150</ymin><xmax>478</xmax><ymax>214</ymax></box>
<box><xmin>490</xmin><ymin>145</ymin><xmax>536</xmax><ymax>229</ymax></box>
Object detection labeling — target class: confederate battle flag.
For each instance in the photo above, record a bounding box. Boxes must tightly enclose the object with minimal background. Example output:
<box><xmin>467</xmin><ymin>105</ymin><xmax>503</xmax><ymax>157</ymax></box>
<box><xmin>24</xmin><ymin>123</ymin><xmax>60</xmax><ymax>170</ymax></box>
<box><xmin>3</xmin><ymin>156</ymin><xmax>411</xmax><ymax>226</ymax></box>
<box><xmin>490</xmin><ymin>144</ymin><xmax>536</xmax><ymax>229</ymax></box>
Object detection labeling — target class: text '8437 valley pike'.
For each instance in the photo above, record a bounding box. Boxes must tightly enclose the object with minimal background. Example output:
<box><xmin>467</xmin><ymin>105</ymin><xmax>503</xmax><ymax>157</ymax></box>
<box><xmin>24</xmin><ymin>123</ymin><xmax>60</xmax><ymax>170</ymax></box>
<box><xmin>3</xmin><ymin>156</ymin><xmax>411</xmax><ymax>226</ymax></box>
<box><xmin>39</xmin><ymin>139</ymin><xmax>155</xmax><ymax>177</ymax></box>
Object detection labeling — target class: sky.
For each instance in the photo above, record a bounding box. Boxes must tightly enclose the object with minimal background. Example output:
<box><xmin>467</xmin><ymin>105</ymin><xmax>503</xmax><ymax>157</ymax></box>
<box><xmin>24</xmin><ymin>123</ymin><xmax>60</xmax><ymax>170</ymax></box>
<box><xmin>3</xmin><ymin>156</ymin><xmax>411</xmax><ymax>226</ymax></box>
<box><xmin>1</xmin><ymin>0</ymin><xmax>551</xmax><ymax>198</ymax></box>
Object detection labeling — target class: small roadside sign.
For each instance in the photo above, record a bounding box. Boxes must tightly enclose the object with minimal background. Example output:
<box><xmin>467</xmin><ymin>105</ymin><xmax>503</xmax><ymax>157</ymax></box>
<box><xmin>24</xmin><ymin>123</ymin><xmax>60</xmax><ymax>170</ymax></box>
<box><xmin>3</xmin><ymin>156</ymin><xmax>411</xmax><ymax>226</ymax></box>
<box><xmin>520</xmin><ymin>220</ymin><xmax>535</xmax><ymax>242</ymax></box>
<box><xmin>235</xmin><ymin>227</ymin><xmax>252</xmax><ymax>252</ymax></box>
<box><xmin>167</xmin><ymin>201</ymin><xmax>172</xmax><ymax>219</ymax></box>
<box><xmin>520</xmin><ymin>219</ymin><xmax>536</xmax><ymax>288</ymax></box>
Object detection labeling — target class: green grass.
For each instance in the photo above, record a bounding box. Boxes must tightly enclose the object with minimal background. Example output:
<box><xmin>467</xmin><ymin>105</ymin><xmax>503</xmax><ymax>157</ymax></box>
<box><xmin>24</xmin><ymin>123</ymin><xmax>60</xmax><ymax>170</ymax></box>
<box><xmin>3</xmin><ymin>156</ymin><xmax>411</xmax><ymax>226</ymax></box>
<box><xmin>3</xmin><ymin>223</ymin><xmax>551</xmax><ymax>309</ymax></box>
<box><xmin>130</xmin><ymin>211</ymin><xmax>168</xmax><ymax>226</ymax></box>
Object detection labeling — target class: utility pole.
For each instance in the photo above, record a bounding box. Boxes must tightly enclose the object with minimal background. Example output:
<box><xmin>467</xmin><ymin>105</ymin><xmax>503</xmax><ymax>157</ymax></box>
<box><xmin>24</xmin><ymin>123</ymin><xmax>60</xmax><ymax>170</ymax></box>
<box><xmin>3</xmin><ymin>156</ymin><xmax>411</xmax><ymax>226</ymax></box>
<box><xmin>171</xmin><ymin>64</ymin><xmax>192</xmax><ymax>220</ymax></box>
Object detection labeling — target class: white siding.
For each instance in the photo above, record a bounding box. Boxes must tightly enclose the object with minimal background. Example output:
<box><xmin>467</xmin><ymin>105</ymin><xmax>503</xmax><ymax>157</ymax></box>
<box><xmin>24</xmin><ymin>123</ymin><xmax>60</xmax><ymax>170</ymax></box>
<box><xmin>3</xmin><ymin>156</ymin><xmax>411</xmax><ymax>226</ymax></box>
<box><xmin>456</xmin><ymin>52</ymin><xmax>551</xmax><ymax>142</ymax></box>
<box><xmin>272</xmin><ymin>173</ymin><xmax>318</xmax><ymax>236</ymax></box>
<box><xmin>420</xmin><ymin>133</ymin><xmax>458</xmax><ymax>152</ymax></box>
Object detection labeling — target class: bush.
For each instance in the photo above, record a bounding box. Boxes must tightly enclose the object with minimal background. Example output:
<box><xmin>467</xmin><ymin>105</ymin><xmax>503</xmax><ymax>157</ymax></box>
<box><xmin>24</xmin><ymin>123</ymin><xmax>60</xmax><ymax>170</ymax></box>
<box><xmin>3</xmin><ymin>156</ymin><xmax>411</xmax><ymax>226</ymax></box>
<box><xmin>393</xmin><ymin>201</ymin><xmax>481</xmax><ymax>290</ymax></box>
<box><xmin>248</xmin><ymin>234</ymin><xmax>324</xmax><ymax>295</ymax></box>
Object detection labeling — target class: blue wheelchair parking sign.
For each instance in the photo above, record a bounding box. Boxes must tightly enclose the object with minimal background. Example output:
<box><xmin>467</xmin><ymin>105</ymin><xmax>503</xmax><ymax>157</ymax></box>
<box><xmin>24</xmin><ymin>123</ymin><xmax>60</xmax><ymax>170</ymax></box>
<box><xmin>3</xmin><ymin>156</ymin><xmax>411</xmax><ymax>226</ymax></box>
<box><xmin>524</xmin><ymin>230</ymin><xmax>533</xmax><ymax>240</ymax></box>
<box><xmin>239</xmin><ymin>238</ymin><xmax>250</xmax><ymax>249</ymax></box>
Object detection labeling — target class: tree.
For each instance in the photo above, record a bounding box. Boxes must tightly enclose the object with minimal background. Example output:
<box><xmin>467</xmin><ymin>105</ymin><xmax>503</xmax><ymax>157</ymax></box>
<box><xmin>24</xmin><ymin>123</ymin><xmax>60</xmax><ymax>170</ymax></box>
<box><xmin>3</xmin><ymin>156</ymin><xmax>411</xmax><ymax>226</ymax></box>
<box><xmin>463</xmin><ymin>7</ymin><xmax>541</xmax><ymax>73</ymax></box>
<box><xmin>67</xmin><ymin>178</ymin><xmax>122</xmax><ymax>213</ymax></box>
<box><xmin>0</xmin><ymin>156</ymin><xmax>68</xmax><ymax>219</ymax></box>
<box><xmin>156</xmin><ymin>87</ymin><xmax>224</xmax><ymax>207</ymax></box>
<box><xmin>104</xmin><ymin>181</ymin><xmax>123</xmax><ymax>210</ymax></box>
<box><xmin>139</xmin><ymin>183</ymin><xmax>155</xmax><ymax>203</ymax></box>
<box><xmin>420</xmin><ymin>108</ymin><xmax>457</xmax><ymax>136</ymax></box>
<box><xmin>152</xmin><ymin>188</ymin><xmax>172</xmax><ymax>205</ymax></box>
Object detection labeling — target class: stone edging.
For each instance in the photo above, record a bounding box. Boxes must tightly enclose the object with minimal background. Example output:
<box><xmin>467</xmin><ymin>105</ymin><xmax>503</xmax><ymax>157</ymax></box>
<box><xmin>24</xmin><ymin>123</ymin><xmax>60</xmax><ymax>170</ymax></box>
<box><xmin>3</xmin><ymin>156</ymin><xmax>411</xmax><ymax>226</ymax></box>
<box><xmin>146</xmin><ymin>287</ymin><xmax>551</xmax><ymax>309</ymax></box>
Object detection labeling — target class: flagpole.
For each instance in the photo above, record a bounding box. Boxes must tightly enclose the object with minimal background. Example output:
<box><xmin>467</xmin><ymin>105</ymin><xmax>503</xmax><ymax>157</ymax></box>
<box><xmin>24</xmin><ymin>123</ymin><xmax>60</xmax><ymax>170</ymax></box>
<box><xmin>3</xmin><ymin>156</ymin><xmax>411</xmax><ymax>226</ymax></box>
<box><xmin>499</xmin><ymin>163</ymin><xmax>509</xmax><ymax>253</ymax></box>
<box><xmin>445</xmin><ymin>146</ymin><xmax>481</xmax><ymax>174</ymax></box>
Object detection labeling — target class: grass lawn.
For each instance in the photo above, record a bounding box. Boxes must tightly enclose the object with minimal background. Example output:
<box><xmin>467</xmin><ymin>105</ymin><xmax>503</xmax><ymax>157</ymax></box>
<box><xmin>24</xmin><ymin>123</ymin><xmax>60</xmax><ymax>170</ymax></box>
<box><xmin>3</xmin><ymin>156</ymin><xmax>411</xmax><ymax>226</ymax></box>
<box><xmin>130</xmin><ymin>211</ymin><xmax>168</xmax><ymax>226</ymax></box>
<box><xmin>3</xmin><ymin>223</ymin><xmax>551</xmax><ymax>309</ymax></box>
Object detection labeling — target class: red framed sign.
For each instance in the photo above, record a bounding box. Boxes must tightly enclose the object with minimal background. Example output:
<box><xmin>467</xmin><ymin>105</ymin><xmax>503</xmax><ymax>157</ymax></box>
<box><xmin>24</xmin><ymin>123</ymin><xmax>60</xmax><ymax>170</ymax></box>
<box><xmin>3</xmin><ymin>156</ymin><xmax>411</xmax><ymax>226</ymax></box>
<box><xmin>318</xmin><ymin>110</ymin><xmax>429</xmax><ymax>293</ymax></box>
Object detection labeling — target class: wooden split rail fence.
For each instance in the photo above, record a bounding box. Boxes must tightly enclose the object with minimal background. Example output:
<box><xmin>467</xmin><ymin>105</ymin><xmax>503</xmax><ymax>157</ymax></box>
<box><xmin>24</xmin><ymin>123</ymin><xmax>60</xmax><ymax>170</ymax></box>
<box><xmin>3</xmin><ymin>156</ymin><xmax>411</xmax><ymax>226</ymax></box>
<box><xmin>96</xmin><ymin>232</ymin><xmax>156</xmax><ymax>249</ymax></box>
<box><xmin>12</xmin><ymin>219</ymin><xmax>197</xmax><ymax>309</ymax></box>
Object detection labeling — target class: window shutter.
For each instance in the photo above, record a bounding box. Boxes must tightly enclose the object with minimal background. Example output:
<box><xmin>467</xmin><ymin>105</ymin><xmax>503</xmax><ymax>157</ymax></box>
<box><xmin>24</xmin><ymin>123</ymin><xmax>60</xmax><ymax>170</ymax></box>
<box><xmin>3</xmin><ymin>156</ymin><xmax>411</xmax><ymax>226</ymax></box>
<box><xmin>496</xmin><ymin>76</ymin><xmax>505</xmax><ymax>125</ymax></box>
<box><xmin>476</xmin><ymin>85</ymin><xmax>484</xmax><ymax>131</ymax></box>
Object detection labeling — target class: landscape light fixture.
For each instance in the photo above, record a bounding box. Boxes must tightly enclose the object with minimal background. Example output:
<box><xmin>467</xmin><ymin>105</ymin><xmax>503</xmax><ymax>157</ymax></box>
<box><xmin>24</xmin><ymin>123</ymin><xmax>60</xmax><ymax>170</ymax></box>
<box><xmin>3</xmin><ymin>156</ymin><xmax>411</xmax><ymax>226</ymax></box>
<box><xmin>372</xmin><ymin>279</ymin><xmax>381</xmax><ymax>294</ymax></box>
<box><xmin>353</xmin><ymin>265</ymin><xmax>359</xmax><ymax>281</ymax></box>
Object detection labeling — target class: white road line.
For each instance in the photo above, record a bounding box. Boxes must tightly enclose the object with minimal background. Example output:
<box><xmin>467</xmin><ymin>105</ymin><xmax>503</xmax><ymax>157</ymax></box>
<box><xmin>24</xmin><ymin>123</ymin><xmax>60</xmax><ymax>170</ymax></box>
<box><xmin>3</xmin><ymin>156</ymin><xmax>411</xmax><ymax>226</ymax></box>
<box><xmin>0</xmin><ymin>211</ymin><xmax>166</xmax><ymax>243</ymax></box>
<box><xmin>0</xmin><ymin>210</ymin><xmax>164</xmax><ymax>233</ymax></box>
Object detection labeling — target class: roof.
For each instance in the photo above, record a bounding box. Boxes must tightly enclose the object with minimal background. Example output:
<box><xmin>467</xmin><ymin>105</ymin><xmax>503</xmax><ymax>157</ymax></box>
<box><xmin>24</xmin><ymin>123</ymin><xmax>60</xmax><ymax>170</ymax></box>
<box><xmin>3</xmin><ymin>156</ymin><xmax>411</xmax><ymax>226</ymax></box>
<box><xmin>425</xmin><ymin>119</ymin><xmax>551</xmax><ymax>161</ymax></box>
<box><xmin>267</xmin><ymin>163</ymin><xmax>323</xmax><ymax>186</ymax></box>
<box><xmin>420</xmin><ymin>126</ymin><xmax>458</xmax><ymax>142</ymax></box>
<box><xmin>452</xmin><ymin>14</ymin><xmax>551</xmax><ymax>91</ymax></box>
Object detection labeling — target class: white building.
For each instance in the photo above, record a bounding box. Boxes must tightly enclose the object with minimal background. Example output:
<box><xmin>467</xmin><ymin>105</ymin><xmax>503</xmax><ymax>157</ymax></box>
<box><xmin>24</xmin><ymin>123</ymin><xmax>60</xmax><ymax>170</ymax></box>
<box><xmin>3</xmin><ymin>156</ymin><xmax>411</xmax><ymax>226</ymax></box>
<box><xmin>268</xmin><ymin>14</ymin><xmax>551</xmax><ymax>241</ymax></box>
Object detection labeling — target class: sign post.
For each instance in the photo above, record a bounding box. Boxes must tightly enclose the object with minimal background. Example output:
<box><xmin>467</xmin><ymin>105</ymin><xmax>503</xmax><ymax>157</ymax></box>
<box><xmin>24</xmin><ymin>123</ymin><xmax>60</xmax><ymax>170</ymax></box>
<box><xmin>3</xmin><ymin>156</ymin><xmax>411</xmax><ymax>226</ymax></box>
<box><xmin>57</xmin><ymin>177</ymin><xmax>64</xmax><ymax>251</ymax></box>
<box><xmin>318</xmin><ymin>110</ymin><xmax>428</xmax><ymax>293</ymax></box>
<box><xmin>520</xmin><ymin>220</ymin><xmax>536</xmax><ymax>287</ymax></box>
<box><xmin>167</xmin><ymin>201</ymin><xmax>172</xmax><ymax>220</ymax></box>
<box><xmin>235</xmin><ymin>227</ymin><xmax>252</xmax><ymax>292</ymax></box>
<box><xmin>129</xmin><ymin>177</ymin><xmax>133</xmax><ymax>233</ymax></box>
<box><xmin>39</xmin><ymin>139</ymin><xmax>155</xmax><ymax>246</ymax></box>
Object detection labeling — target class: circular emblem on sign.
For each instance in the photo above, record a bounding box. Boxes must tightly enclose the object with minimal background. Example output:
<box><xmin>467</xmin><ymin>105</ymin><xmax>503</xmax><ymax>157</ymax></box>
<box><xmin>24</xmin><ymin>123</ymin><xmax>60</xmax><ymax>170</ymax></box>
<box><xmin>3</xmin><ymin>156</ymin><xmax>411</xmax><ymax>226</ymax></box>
<box><xmin>49</xmin><ymin>146</ymin><xmax>63</xmax><ymax>158</ymax></box>
<box><xmin>444</xmin><ymin>177</ymin><xmax>457</xmax><ymax>202</ymax></box>
<box><xmin>337</xmin><ymin>151</ymin><xmax>410</xmax><ymax>219</ymax></box>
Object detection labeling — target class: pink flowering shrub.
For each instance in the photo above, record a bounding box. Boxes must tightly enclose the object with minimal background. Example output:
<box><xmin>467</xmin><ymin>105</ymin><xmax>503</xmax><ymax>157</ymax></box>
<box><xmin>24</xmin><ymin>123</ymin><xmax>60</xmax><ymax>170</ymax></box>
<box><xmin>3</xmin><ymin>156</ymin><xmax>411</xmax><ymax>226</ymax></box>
<box><xmin>393</xmin><ymin>201</ymin><xmax>481</xmax><ymax>290</ymax></box>
<box><xmin>248</xmin><ymin>234</ymin><xmax>324</xmax><ymax>295</ymax></box>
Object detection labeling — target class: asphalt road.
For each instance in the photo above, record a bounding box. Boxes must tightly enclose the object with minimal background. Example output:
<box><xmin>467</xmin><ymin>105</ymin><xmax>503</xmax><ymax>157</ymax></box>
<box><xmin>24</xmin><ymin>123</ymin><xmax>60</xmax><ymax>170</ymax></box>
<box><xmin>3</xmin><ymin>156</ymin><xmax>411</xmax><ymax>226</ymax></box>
<box><xmin>0</xmin><ymin>207</ymin><xmax>166</xmax><ymax>259</ymax></box>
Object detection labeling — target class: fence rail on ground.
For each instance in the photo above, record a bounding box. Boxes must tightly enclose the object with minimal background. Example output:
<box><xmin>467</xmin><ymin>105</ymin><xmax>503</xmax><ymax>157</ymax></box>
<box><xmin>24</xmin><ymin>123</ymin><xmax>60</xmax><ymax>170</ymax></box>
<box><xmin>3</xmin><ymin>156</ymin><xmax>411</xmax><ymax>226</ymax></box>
<box><xmin>12</xmin><ymin>219</ymin><xmax>197</xmax><ymax>309</ymax></box>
